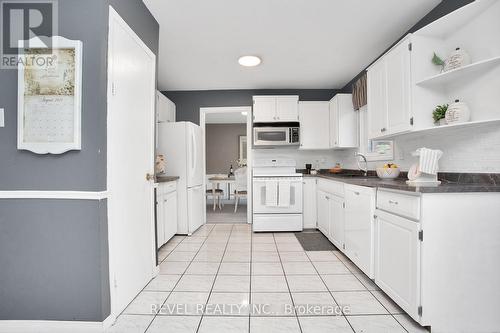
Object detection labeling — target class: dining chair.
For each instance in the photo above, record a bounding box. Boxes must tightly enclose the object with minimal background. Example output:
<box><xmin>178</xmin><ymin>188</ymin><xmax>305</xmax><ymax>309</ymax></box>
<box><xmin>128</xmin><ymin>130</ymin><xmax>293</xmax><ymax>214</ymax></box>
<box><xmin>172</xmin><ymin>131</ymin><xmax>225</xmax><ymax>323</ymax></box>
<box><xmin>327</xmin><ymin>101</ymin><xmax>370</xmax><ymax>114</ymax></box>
<box><xmin>233</xmin><ymin>167</ymin><xmax>247</xmax><ymax>213</ymax></box>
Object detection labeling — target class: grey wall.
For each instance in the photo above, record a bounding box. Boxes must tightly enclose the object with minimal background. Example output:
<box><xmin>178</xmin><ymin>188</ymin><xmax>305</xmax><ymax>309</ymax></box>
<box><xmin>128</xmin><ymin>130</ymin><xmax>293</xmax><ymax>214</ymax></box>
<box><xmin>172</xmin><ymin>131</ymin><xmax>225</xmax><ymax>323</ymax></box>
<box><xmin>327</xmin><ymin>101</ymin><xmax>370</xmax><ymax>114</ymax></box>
<box><xmin>163</xmin><ymin>89</ymin><xmax>338</xmax><ymax>125</ymax></box>
<box><xmin>206</xmin><ymin>124</ymin><xmax>246</xmax><ymax>174</ymax></box>
<box><xmin>341</xmin><ymin>0</ymin><xmax>475</xmax><ymax>93</ymax></box>
<box><xmin>0</xmin><ymin>0</ymin><xmax>158</xmax><ymax>322</ymax></box>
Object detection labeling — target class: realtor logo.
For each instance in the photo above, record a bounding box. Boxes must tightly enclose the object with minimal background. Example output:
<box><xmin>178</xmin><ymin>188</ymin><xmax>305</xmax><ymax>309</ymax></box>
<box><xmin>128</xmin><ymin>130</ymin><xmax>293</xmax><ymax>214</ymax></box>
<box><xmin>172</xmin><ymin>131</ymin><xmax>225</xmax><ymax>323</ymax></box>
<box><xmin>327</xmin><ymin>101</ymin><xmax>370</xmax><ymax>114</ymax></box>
<box><xmin>1</xmin><ymin>0</ymin><xmax>58</xmax><ymax>68</ymax></box>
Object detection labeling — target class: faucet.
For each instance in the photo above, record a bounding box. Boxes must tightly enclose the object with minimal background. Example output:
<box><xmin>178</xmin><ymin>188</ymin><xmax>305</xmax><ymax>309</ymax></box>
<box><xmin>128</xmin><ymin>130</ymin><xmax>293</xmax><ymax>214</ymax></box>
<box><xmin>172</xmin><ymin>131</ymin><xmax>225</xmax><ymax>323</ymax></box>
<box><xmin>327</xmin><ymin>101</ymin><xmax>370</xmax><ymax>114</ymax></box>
<box><xmin>355</xmin><ymin>152</ymin><xmax>368</xmax><ymax>177</ymax></box>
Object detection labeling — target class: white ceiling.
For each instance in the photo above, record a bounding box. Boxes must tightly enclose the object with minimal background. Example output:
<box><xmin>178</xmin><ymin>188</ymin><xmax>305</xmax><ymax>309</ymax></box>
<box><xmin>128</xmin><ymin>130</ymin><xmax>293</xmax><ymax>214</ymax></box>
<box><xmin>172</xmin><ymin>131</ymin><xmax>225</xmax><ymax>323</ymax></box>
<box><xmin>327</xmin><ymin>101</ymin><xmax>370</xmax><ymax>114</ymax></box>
<box><xmin>144</xmin><ymin>0</ymin><xmax>440</xmax><ymax>91</ymax></box>
<box><xmin>206</xmin><ymin>112</ymin><xmax>247</xmax><ymax>124</ymax></box>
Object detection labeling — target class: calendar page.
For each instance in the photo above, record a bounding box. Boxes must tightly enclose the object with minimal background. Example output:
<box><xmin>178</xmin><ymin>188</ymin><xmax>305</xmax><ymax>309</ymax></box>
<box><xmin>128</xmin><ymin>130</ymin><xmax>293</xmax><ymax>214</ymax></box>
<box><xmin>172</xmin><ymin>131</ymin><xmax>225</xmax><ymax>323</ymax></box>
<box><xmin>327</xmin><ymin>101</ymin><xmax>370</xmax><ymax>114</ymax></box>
<box><xmin>18</xmin><ymin>37</ymin><xmax>82</xmax><ymax>154</ymax></box>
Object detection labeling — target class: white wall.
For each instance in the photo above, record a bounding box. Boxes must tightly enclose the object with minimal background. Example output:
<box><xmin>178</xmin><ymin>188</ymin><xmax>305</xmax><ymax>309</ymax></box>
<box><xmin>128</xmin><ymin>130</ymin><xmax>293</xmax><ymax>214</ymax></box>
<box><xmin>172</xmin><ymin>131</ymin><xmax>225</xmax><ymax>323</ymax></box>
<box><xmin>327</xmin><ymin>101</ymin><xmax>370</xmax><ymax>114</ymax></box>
<box><xmin>332</xmin><ymin>123</ymin><xmax>500</xmax><ymax>173</ymax></box>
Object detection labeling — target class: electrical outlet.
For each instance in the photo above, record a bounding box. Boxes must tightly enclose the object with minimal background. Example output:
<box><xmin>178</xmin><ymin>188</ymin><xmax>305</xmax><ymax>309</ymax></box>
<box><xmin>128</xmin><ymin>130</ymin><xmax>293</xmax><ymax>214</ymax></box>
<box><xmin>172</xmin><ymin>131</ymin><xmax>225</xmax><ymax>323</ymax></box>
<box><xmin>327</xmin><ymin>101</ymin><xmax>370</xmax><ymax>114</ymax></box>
<box><xmin>0</xmin><ymin>108</ymin><xmax>4</xmax><ymax>127</ymax></box>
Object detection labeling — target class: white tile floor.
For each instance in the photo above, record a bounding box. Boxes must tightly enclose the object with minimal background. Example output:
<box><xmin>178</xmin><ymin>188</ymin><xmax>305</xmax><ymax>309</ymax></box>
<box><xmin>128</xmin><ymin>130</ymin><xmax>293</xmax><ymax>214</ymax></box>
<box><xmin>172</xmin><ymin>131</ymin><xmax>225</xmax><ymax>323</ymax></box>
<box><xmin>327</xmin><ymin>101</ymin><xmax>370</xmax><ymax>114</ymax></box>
<box><xmin>107</xmin><ymin>224</ymin><xmax>430</xmax><ymax>333</ymax></box>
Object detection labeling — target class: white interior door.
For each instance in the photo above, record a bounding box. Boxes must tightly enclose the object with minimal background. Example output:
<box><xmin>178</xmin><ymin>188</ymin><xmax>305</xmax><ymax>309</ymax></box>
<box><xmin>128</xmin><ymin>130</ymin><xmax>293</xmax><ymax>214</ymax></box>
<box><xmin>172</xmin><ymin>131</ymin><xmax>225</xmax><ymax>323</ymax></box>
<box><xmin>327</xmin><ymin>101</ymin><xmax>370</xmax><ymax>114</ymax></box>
<box><xmin>107</xmin><ymin>7</ymin><xmax>156</xmax><ymax>317</ymax></box>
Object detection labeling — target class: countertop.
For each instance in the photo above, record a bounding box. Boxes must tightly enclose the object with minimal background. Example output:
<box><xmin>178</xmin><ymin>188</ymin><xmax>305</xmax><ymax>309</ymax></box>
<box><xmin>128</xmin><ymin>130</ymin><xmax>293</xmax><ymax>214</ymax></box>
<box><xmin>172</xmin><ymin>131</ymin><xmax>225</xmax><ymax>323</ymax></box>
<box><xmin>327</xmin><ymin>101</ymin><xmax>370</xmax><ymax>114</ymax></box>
<box><xmin>301</xmin><ymin>171</ymin><xmax>500</xmax><ymax>194</ymax></box>
<box><xmin>156</xmin><ymin>176</ymin><xmax>180</xmax><ymax>183</ymax></box>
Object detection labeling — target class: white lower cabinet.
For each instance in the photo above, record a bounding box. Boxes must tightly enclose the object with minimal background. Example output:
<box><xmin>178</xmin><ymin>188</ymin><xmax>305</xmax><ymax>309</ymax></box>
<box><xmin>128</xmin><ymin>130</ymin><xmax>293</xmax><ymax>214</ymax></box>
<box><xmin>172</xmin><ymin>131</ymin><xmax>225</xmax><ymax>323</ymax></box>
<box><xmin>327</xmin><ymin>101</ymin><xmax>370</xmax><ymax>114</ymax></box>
<box><xmin>328</xmin><ymin>194</ymin><xmax>345</xmax><ymax>250</ymax></box>
<box><xmin>303</xmin><ymin>178</ymin><xmax>317</xmax><ymax>228</ymax></box>
<box><xmin>344</xmin><ymin>185</ymin><xmax>375</xmax><ymax>277</ymax></box>
<box><xmin>375</xmin><ymin>209</ymin><xmax>421</xmax><ymax>319</ymax></box>
<box><xmin>156</xmin><ymin>182</ymin><xmax>178</xmax><ymax>249</ymax></box>
<box><xmin>317</xmin><ymin>190</ymin><xmax>330</xmax><ymax>236</ymax></box>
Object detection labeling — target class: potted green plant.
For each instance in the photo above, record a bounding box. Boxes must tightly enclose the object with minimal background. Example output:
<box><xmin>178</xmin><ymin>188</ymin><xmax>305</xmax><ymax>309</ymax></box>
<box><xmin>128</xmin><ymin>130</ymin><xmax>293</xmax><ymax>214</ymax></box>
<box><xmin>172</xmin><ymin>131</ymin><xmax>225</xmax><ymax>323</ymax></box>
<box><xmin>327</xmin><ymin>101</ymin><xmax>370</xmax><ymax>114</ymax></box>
<box><xmin>433</xmin><ymin>104</ymin><xmax>449</xmax><ymax>126</ymax></box>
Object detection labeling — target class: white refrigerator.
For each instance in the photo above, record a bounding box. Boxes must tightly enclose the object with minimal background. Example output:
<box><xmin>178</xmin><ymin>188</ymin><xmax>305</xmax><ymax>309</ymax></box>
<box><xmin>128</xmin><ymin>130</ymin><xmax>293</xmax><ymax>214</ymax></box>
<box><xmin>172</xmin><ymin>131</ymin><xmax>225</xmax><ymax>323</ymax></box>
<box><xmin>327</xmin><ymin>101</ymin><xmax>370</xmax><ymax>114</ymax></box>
<box><xmin>157</xmin><ymin>121</ymin><xmax>204</xmax><ymax>235</ymax></box>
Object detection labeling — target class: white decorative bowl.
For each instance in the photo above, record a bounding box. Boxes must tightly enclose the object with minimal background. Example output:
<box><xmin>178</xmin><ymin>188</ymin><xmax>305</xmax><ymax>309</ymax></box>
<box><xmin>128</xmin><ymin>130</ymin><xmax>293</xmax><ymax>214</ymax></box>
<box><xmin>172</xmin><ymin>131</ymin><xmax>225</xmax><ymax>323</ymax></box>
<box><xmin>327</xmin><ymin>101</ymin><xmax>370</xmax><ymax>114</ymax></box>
<box><xmin>376</xmin><ymin>167</ymin><xmax>400</xmax><ymax>179</ymax></box>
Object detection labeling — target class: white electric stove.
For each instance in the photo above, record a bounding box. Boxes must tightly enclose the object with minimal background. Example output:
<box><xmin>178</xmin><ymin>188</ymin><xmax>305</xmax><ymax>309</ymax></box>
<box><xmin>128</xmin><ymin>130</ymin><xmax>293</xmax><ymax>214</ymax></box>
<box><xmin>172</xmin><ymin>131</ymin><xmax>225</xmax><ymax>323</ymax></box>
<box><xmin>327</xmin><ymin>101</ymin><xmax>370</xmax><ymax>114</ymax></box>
<box><xmin>252</xmin><ymin>158</ymin><xmax>303</xmax><ymax>232</ymax></box>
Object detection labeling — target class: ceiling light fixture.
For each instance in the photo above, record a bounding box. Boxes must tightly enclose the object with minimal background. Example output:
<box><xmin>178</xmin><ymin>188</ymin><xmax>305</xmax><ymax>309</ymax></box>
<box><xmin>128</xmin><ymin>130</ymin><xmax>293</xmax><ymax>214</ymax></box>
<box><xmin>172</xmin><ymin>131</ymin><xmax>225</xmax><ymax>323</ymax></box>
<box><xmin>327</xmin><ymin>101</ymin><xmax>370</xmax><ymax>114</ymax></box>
<box><xmin>238</xmin><ymin>55</ymin><xmax>261</xmax><ymax>67</ymax></box>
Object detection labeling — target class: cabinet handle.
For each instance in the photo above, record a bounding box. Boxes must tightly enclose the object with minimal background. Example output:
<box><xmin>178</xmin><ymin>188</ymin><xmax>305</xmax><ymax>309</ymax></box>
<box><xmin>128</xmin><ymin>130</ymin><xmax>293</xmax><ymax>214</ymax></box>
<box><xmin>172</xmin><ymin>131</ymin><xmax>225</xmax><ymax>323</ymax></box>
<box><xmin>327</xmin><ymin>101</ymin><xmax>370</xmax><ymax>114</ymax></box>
<box><xmin>388</xmin><ymin>200</ymin><xmax>399</xmax><ymax>205</ymax></box>
<box><xmin>325</xmin><ymin>196</ymin><xmax>330</xmax><ymax>200</ymax></box>
<box><xmin>381</xmin><ymin>128</ymin><xmax>386</xmax><ymax>132</ymax></box>
<box><xmin>354</xmin><ymin>191</ymin><xmax>360</xmax><ymax>195</ymax></box>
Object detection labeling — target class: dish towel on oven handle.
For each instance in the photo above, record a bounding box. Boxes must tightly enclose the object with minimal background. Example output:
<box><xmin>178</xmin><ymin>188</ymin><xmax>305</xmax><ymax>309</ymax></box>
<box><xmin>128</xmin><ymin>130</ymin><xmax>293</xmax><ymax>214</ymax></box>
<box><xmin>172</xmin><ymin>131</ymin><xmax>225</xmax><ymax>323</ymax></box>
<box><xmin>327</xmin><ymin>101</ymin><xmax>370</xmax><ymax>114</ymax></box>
<box><xmin>265</xmin><ymin>180</ymin><xmax>278</xmax><ymax>207</ymax></box>
<box><xmin>278</xmin><ymin>180</ymin><xmax>291</xmax><ymax>208</ymax></box>
<box><xmin>417</xmin><ymin>147</ymin><xmax>443</xmax><ymax>175</ymax></box>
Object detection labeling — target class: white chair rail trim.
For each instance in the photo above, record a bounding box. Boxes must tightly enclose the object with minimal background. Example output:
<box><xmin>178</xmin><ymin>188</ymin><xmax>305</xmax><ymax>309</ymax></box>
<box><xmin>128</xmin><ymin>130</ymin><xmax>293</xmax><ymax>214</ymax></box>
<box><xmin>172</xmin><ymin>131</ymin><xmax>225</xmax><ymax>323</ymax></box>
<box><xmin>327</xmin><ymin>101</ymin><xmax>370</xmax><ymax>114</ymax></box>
<box><xmin>0</xmin><ymin>191</ymin><xmax>109</xmax><ymax>200</ymax></box>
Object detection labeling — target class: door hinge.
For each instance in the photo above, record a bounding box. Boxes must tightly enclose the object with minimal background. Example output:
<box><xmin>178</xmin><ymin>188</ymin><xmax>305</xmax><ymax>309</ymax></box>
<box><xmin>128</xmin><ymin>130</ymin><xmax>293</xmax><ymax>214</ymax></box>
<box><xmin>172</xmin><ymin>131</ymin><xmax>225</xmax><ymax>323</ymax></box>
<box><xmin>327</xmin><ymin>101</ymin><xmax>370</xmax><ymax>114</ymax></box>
<box><xmin>111</xmin><ymin>82</ymin><xmax>117</xmax><ymax>96</ymax></box>
<box><xmin>373</xmin><ymin>214</ymin><xmax>377</xmax><ymax>219</ymax></box>
<box><xmin>418</xmin><ymin>230</ymin><xmax>424</xmax><ymax>241</ymax></box>
<box><xmin>343</xmin><ymin>202</ymin><xmax>346</xmax><ymax>208</ymax></box>
<box><xmin>418</xmin><ymin>305</ymin><xmax>423</xmax><ymax>316</ymax></box>
<box><xmin>342</xmin><ymin>244</ymin><xmax>346</xmax><ymax>250</ymax></box>
<box><xmin>408</xmin><ymin>43</ymin><xmax>412</xmax><ymax>51</ymax></box>
<box><xmin>410</xmin><ymin>117</ymin><xmax>414</xmax><ymax>126</ymax></box>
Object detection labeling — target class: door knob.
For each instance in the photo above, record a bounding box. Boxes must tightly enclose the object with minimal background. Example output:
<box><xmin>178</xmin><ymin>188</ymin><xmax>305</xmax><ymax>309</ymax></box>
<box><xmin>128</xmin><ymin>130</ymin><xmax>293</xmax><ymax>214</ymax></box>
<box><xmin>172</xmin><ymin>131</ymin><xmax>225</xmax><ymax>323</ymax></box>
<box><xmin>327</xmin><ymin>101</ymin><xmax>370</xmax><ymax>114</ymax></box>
<box><xmin>146</xmin><ymin>173</ymin><xmax>155</xmax><ymax>181</ymax></box>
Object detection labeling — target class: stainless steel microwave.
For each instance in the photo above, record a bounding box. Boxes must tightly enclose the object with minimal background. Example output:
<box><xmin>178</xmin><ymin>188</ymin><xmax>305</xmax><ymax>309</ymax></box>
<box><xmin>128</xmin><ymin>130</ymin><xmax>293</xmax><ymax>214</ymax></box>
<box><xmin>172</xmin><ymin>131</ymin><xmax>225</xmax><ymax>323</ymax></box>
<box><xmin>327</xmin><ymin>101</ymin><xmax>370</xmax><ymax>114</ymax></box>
<box><xmin>253</xmin><ymin>123</ymin><xmax>300</xmax><ymax>147</ymax></box>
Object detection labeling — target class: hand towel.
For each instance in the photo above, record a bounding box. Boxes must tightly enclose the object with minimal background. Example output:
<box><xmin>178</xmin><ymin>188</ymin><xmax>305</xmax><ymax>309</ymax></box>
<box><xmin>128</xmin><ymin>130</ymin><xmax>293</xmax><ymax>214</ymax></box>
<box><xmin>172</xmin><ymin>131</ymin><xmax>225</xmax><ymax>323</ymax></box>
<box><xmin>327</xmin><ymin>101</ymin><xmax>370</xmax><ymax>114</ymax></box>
<box><xmin>418</xmin><ymin>148</ymin><xmax>443</xmax><ymax>175</ymax></box>
<box><xmin>278</xmin><ymin>180</ymin><xmax>291</xmax><ymax>208</ymax></box>
<box><xmin>265</xmin><ymin>180</ymin><xmax>278</xmax><ymax>207</ymax></box>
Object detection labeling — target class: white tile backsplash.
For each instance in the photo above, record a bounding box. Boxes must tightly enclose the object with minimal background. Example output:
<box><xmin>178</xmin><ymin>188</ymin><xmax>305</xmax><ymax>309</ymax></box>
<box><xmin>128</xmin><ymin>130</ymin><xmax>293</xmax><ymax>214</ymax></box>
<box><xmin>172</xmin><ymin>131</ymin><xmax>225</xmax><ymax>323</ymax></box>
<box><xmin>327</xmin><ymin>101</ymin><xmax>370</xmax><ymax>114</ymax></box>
<box><xmin>254</xmin><ymin>123</ymin><xmax>500</xmax><ymax>173</ymax></box>
<box><xmin>334</xmin><ymin>123</ymin><xmax>500</xmax><ymax>173</ymax></box>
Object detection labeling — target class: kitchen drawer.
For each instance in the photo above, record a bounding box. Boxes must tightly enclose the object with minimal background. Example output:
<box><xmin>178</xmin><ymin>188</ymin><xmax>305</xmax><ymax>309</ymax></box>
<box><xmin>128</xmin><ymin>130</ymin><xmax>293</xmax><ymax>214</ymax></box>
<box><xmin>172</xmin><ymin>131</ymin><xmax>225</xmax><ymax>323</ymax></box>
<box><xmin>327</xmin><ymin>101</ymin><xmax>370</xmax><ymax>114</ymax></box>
<box><xmin>317</xmin><ymin>178</ymin><xmax>344</xmax><ymax>197</ymax></box>
<box><xmin>377</xmin><ymin>189</ymin><xmax>420</xmax><ymax>220</ymax></box>
<box><xmin>159</xmin><ymin>182</ymin><xmax>177</xmax><ymax>195</ymax></box>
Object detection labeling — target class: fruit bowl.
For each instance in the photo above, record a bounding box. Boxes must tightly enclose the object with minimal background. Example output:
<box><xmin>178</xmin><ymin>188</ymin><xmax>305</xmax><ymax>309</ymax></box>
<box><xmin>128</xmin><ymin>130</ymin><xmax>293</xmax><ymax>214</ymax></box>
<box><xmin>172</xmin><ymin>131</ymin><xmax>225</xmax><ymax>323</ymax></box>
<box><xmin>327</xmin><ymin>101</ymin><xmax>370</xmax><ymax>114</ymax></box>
<box><xmin>376</xmin><ymin>167</ymin><xmax>400</xmax><ymax>179</ymax></box>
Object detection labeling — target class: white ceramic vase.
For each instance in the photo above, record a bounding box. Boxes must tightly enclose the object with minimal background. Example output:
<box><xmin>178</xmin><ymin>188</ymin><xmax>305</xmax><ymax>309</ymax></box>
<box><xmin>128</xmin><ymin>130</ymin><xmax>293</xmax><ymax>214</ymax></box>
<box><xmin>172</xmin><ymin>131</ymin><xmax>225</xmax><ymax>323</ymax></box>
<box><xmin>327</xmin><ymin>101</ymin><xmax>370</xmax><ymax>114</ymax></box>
<box><xmin>445</xmin><ymin>99</ymin><xmax>470</xmax><ymax>124</ymax></box>
<box><xmin>444</xmin><ymin>47</ymin><xmax>471</xmax><ymax>72</ymax></box>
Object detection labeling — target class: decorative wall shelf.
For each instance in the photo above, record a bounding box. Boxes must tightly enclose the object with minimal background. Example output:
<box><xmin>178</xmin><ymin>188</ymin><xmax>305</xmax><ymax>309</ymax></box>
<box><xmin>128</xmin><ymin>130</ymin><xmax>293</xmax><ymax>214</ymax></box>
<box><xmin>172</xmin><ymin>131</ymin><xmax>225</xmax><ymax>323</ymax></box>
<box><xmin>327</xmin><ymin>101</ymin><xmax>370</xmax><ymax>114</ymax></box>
<box><xmin>376</xmin><ymin>118</ymin><xmax>500</xmax><ymax>139</ymax></box>
<box><xmin>415</xmin><ymin>56</ymin><xmax>500</xmax><ymax>88</ymax></box>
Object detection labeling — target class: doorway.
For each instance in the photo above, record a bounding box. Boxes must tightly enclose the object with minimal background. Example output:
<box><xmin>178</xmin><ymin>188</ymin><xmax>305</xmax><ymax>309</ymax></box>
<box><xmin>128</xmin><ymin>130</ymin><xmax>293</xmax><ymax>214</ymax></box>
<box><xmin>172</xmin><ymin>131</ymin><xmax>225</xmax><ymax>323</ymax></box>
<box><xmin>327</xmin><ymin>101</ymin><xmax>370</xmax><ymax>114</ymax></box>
<box><xmin>200</xmin><ymin>107</ymin><xmax>252</xmax><ymax>224</ymax></box>
<box><xmin>107</xmin><ymin>7</ymin><xmax>157</xmax><ymax>319</ymax></box>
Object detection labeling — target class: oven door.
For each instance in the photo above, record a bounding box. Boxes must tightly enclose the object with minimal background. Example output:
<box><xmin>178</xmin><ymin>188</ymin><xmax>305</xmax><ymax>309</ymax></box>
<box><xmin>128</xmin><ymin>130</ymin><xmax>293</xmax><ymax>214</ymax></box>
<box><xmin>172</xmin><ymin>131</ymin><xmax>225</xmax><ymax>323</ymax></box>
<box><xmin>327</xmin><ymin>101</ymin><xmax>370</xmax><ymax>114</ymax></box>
<box><xmin>253</xmin><ymin>177</ymin><xmax>303</xmax><ymax>214</ymax></box>
<box><xmin>253</xmin><ymin>127</ymin><xmax>290</xmax><ymax>146</ymax></box>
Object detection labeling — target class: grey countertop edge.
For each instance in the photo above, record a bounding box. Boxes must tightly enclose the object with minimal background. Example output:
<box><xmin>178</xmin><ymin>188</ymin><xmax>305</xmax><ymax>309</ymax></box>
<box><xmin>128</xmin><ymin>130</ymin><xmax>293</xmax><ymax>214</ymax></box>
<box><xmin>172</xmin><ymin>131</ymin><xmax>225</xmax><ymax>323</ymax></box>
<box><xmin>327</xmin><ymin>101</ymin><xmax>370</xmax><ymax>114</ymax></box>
<box><xmin>303</xmin><ymin>174</ymin><xmax>500</xmax><ymax>194</ymax></box>
<box><xmin>156</xmin><ymin>176</ymin><xmax>180</xmax><ymax>183</ymax></box>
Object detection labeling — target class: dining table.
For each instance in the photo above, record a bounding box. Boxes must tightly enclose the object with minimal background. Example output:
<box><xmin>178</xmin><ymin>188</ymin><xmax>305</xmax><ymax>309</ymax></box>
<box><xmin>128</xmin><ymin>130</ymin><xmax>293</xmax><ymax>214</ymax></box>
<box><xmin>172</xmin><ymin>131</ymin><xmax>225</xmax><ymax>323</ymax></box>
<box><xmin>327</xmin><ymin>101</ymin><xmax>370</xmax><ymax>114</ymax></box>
<box><xmin>208</xmin><ymin>176</ymin><xmax>236</xmax><ymax>210</ymax></box>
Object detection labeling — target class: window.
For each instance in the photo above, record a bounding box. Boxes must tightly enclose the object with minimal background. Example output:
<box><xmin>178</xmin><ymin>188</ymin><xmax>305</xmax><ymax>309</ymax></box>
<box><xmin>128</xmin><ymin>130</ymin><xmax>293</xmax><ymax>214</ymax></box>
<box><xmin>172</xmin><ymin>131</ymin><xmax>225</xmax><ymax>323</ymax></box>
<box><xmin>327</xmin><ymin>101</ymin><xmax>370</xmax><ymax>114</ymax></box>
<box><xmin>358</xmin><ymin>105</ymin><xmax>394</xmax><ymax>161</ymax></box>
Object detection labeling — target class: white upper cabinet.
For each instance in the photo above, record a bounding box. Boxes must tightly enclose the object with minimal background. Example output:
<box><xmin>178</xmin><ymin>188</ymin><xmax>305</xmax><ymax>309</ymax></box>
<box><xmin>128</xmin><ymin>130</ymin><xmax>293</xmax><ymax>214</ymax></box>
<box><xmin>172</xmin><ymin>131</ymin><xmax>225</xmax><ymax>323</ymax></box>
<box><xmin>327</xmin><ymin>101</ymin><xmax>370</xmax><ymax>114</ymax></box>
<box><xmin>329</xmin><ymin>94</ymin><xmax>359</xmax><ymax>148</ymax></box>
<box><xmin>276</xmin><ymin>96</ymin><xmax>299</xmax><ymax>121</ymax></box>
<box><xmin>385</xmin><ymin>39</ymin><xmax>412</xmax><ymax>135</ymax></box>
<box><xmin>253</xmin><ymin>96</ymin><xmax>299</xmax><ymax>123</ymax></box>
<box><xmin>367</xmin><ymin>58</ymin><xmax>388</xmax><ymax>139</ymax></box>
<box><xmin>156</xmin><ymin>91</ymin><xmax>176</xmax><ymax>123</ymax></box>
<box><xmin>299</xmin><ymin>101</ymin><xmax>330</xmax><ymax>150</ymax></box>
<box><xmin>253</xmin><ymin>96</ymin><xmax>276</xmax><ymax>122</ymax></box>
<box><xmin>367</xmin><ymin>36</ymin><xmax>412</xmax><ymax>139</ymax></box>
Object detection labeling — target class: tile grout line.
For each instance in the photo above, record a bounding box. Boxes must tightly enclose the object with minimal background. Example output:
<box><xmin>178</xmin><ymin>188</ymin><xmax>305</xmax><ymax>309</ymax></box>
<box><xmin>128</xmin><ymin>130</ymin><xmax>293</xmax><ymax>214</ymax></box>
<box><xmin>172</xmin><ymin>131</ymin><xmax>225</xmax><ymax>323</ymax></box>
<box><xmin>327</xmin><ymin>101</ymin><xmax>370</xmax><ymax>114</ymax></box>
<box><xmin>305</xmin><ymin>250</ymin><xmax>356</xmax><ymax>333</ymax></box>
<box><xmin>274</xmin><ymin>233</ymin><xmax>303</xmax><ymax>333</ymax></box>
<box><xmin>333</xmin><ymin>251</ymin><xmax>409</xmax><ymax>333</ymax></box>
<box><xmin>195</xmin><ymin>223</ymin><xmax>235</xmax><ymax>333</ymax></box>
<box><xmin>144</xmin><ymin>224</ymin><xmax>216</xmax><ymax>333</ymax></box>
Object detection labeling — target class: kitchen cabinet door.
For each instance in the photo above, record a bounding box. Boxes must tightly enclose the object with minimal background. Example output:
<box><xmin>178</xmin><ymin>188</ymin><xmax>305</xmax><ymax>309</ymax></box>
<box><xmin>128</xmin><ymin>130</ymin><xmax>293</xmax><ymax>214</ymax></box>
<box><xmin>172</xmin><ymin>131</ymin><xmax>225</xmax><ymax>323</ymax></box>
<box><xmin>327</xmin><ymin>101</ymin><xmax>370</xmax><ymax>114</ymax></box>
<box><xmin>329</xmin><ymin>94</ymin><xmax>358</xmax><ymax>148</ymax></box>
<box><xmin>303</xmin><ymin>178</ymin><xmax>317</xmax><ymax>228</ymax></box>
<box><xmin>317</xmin><ymin>190</ymin><xmax>330</xmax><ymax>237</ymax></box>
<box><xmin>299</xmin><ymin>101</ymin><xmax>330</xmax><ymax>150</ymax></box>
<box><xmin>253</xmin><ymin>96</ymin><xmax>276</xmax><ymax>123</ymax></box>
<box><xmin>375</xmin><ymin>209</ymin><xmax>421</xmax><ymax>319</ymax></box>
<box><xmin>329</xmin><ymin>195</ymin><xmax>345</xmax><ymax>250</ymax></box>
<box><xmin>156</xmin><ymin>91</ymin><xmax>176</xmax><ymax>123</ymax></box>
<box><xmin>276</xmin><ymin>96</ymin><xmax>299</xmax><ymax>122</ymax></box>
<box><xmin>385</xmin><ymin>38</ymin><xmax>412</xmax><ymax>135</ymax></box>
<box><xmin>163</xmin><ymin>191</ymin><xmax>178</xmax><ymax>243</ymax></box>
<box><xmin>367</xmin><ymin>59</ymin><xmax>388</xmax><ymax>139</ymax></box>
<box><xmin>344</xmin><ymin>185</ymin><xmax>375</xmax><ymax>277</ymax></box>
<box><xmin>156</xmin><ymin>191</ymin><xmax>165</xmax><ymax>249</ymax></box>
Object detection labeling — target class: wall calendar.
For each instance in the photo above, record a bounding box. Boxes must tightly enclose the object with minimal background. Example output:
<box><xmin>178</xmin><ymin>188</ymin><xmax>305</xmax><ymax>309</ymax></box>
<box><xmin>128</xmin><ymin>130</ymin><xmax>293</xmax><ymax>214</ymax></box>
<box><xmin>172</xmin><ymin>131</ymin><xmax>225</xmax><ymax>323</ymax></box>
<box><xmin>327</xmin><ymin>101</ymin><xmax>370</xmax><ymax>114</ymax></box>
<box><xmin>17</xmin><ymin>36</ymin><xmax>82</xmax><ymax>154</ymax></box>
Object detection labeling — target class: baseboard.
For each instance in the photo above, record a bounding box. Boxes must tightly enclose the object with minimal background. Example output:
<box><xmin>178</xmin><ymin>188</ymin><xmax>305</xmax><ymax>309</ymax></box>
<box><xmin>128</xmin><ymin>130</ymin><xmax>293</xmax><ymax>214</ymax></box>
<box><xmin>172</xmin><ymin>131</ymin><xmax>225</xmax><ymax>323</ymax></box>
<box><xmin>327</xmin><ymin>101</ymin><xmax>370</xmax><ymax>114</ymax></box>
<box><xmin>0</xmin><ymin>315</ymin><xmax>114</xmax><ymax>333</ymax></box>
